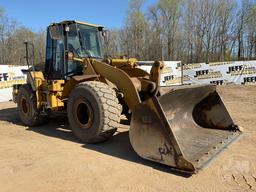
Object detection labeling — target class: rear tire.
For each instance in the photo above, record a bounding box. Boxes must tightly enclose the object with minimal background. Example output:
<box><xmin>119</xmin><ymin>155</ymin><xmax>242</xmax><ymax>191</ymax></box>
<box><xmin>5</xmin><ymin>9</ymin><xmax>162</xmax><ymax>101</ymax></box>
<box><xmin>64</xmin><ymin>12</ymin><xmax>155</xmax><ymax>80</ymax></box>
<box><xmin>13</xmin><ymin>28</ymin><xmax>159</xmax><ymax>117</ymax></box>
<box><xmin>67</xmin><ymin>81</ymin><xmax>121</xmax><ymax>143</ymax></box>
<box><xmin>17</xmin><ymin>84</ymin><xmax>47</xmax><ymax>126</ymax></box>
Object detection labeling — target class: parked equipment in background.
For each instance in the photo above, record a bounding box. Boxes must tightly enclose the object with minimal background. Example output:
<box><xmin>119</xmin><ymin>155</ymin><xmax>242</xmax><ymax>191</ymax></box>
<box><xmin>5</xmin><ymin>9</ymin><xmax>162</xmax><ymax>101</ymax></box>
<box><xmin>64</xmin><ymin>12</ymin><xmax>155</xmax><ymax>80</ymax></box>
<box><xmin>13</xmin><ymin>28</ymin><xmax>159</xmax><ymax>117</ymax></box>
<box><xmin>13</xmin><ymin>20</ymin><xmax>242</xmax><ymax>173</ymax></box>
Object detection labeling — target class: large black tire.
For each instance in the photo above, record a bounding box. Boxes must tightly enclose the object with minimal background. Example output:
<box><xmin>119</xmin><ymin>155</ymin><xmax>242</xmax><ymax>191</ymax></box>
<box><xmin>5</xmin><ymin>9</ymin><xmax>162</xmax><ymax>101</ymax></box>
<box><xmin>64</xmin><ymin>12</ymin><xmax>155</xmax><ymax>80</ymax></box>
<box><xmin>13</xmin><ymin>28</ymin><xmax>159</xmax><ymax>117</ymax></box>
<box><xmin>67</xmin><ymin>81</ymin><xmax>121</xmax><ymax>143</ymax></box>
<box><xmin>17</xmin><ymin>84</ymin><xmax>47</xmax><ymax>126</ymax></box>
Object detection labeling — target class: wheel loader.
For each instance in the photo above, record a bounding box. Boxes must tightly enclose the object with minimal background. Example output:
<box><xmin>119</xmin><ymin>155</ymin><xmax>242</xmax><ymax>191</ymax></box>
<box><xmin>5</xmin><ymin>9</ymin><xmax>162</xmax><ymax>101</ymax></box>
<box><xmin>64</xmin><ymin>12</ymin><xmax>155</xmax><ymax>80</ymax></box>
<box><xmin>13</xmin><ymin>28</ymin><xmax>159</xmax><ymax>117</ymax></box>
<box><xmin>13</xmin><ymin>20</ymin><xmax>242</xmax><ymax>173</ymax></box>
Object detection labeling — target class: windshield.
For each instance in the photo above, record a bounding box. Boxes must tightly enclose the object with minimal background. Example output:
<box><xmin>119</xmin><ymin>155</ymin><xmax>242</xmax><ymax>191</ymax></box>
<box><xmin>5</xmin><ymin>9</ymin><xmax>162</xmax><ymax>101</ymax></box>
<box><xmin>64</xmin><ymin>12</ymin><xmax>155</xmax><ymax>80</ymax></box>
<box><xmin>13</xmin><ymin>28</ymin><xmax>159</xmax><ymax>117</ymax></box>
<box><xmin>67</xmin><ymin>23</ymin><xmax>102</xmax><ymax>58</ymax></box>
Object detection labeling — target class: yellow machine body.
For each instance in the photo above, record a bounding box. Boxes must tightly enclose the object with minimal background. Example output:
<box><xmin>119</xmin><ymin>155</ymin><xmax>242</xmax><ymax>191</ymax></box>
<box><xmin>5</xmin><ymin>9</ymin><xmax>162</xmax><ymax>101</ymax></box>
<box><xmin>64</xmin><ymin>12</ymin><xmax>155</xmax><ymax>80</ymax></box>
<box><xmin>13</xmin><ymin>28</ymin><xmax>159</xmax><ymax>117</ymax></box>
<box><xmin>13</xmin><ymin>20</ymin><xmax>242</xmax><ymax>174</ymax></box>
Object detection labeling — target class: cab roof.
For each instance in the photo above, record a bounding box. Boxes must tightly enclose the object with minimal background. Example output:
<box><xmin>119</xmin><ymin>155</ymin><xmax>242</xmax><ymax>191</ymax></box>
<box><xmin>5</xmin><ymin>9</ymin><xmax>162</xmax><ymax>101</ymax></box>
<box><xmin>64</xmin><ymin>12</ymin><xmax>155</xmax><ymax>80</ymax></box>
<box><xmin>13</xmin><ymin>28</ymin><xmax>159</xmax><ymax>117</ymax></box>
<box><xmin>49</xmin><ymin>20</ymin><xmax>103</xmax><ymax>28</ymax></box>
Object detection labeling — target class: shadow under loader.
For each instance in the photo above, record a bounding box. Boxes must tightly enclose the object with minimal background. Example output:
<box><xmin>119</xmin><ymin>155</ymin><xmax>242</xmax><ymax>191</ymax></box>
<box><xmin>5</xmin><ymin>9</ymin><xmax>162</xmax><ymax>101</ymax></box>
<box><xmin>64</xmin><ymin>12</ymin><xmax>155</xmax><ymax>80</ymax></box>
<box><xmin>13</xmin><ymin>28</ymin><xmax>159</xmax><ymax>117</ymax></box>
<box><xmin>0</xmin><ymin>106</ymin><xmax>190</xmax><ymax>177</ymax></box>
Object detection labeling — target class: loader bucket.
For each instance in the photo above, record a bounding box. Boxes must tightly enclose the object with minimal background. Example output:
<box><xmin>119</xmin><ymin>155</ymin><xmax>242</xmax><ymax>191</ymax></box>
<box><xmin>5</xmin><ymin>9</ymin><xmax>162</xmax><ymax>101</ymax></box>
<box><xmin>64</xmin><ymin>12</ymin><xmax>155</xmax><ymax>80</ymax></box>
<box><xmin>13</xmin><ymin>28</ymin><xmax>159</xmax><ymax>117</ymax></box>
<box><xmin>129</xmin><ymin>85</ymin><xmax>242</xmax><ymax>173</ymax></box>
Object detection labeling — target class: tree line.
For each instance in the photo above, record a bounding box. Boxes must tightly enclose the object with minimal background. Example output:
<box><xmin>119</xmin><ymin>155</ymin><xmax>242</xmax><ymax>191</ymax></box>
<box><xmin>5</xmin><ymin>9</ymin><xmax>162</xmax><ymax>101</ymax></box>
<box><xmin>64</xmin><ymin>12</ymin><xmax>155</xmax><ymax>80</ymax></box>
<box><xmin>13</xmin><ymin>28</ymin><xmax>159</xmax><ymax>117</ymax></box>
<box><xmin>104</xmin><ymin>0</ymin><xmax>256</xmax><ymax>64</ymax></box>
<box><xmin>0</xmin><ymin>8</ymin><xmax>45</xmax><ymax>65</ymax></box>
<box><xmin>0</xmin><ymin>0</ymin><xmax>256</xmax><ymax>66</ymax></box>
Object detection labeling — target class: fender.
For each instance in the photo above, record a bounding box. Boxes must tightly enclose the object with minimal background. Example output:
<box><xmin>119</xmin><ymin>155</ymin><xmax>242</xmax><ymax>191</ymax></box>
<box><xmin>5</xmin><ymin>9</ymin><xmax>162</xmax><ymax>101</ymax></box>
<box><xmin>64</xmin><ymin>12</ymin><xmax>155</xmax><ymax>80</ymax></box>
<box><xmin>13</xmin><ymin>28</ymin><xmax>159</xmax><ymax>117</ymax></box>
<box><xmin>62</xmin><ymin>74</ymin><xmax>99</xmax><ymax>99</ymax></box>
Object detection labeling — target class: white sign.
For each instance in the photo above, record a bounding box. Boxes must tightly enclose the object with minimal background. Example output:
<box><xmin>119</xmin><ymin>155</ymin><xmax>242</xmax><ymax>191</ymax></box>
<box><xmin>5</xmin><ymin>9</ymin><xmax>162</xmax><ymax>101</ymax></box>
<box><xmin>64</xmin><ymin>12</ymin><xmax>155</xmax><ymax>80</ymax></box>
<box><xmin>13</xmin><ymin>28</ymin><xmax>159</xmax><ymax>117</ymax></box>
<box><xmin>0</xmin><ymin>65</ymin><xmax>28</xmax><ymax>102</ymax></box>
<box><xmin>138</xmin><ymin>60</ymin><xmax>256</xmax><ymax>86</ymax></box>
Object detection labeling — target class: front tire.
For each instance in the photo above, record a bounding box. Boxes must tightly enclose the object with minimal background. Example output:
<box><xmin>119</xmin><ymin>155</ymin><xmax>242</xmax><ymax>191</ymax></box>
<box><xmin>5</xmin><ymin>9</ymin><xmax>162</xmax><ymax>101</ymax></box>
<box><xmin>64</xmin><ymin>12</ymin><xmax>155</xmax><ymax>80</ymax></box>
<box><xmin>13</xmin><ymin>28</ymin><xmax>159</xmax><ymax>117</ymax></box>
<box><xmin>67</xmin><ymin>81</ymin><xmax>121</xmax><ymax>143</ymax></box>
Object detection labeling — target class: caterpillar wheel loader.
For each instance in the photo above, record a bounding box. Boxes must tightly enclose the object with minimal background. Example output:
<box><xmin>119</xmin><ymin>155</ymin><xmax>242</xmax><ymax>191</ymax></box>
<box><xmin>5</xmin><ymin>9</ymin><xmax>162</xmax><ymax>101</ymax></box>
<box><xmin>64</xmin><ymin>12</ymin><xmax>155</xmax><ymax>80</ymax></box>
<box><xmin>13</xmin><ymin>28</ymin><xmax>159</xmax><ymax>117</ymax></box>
<box><xmin>13</xmin><ymin>20</ymin><xmax>242</xmax><ymax>173</ymax></box>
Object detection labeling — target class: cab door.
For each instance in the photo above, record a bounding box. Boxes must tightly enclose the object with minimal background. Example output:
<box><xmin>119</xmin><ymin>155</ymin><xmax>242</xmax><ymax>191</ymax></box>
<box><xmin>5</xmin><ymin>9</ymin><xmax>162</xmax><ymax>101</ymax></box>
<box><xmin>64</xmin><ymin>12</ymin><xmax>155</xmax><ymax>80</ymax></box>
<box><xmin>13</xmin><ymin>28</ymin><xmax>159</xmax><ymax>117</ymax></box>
<box><xmin>45</xmin><ymin>26</ymin><xmax>65</xmax><ymax>79</ymax></box>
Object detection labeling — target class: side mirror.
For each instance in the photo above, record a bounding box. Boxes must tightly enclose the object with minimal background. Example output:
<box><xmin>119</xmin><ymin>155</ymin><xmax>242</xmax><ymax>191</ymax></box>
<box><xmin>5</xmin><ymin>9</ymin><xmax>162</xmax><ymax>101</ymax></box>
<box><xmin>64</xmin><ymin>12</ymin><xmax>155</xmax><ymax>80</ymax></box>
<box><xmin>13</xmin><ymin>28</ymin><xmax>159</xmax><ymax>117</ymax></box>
<box><xmin>67</xmin><ymin>51</ymin><xmax>74</xmax><ymax>60</ymax></box>
<box><xmin>49</xmin><ymin>25</ymin><xmax>64</xmax><ymax>40</ymax></box>
<box><xmin>102</xmin><ymin>30</ymin><xmax>109</xmax><ymax>42</ymax></box>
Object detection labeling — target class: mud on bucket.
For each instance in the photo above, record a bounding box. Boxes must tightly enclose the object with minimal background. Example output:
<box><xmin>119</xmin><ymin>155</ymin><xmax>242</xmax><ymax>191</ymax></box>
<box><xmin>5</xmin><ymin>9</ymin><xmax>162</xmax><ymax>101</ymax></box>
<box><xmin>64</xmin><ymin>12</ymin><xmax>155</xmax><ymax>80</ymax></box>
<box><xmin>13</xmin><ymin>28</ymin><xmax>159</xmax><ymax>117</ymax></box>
<box><xmin>129</xmin><ymin>85</ymin><xmax>242</xmax><ymax>173</ymax></box>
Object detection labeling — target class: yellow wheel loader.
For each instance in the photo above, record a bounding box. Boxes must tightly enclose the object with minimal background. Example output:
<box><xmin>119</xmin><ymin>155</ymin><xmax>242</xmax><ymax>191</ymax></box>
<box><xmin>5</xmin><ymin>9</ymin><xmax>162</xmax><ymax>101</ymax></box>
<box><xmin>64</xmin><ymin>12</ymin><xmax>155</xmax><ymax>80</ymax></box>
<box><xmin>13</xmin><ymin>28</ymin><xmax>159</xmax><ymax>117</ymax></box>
<box><xmin>13</xmin><ymin>20</ymin><xmax>242</xmax><ymax>173</ymax></box>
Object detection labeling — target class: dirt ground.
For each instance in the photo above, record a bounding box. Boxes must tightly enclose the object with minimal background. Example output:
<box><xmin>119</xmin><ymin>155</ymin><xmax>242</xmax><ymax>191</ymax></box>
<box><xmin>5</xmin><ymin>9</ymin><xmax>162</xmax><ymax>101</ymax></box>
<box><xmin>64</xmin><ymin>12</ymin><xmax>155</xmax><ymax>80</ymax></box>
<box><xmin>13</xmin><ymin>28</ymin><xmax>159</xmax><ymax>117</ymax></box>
<box><xmin>0</xmin><ymin>85</ymin><xmax>255</xmax><ymax>192</ymax></box>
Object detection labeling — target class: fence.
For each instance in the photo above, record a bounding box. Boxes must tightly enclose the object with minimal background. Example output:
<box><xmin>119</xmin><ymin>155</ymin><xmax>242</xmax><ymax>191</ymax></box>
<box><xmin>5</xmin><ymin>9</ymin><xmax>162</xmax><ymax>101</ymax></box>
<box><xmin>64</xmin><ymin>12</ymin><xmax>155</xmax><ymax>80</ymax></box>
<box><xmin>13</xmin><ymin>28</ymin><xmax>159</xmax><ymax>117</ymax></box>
<box><xmin>139</xmin><ymin>60</ymin><xmax>256</xmax><ymax>86</ymax></box>
<box><xmin>0</xmin><ymin>65</ymin><xmax>27</xmax><ymax>102</ymax></box>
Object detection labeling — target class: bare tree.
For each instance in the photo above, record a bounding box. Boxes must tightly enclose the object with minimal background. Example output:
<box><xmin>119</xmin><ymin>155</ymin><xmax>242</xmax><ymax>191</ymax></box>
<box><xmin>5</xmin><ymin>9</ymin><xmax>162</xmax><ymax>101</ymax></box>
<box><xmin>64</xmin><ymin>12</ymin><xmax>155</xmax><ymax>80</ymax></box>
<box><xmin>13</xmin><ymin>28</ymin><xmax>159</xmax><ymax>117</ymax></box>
<box><xmin>0</xmin><ymin>8</ymin><xmax>17</xmax><ymax>64</ymax></box>
<box><xmin>147</xmin><ymin>5</ymin><xmax>163</xmax><ymax>60</ymax></box>
<box><xmin>157</xmin><ymin>0</ymin><xmax>183</xmax><ymax>60</ymax></box>
<box><xmin>123</xmin><ymin>0</ymin><xmax>149</xmax><ymax>59</ymax></box>
<box><xmin>0</xmin><ymin>8</ymin><xmax>46</xmax><ymax>65</ymax></box>
<box><xmin>1</xmin><ymin>1</ymin><xmax>256</xmax><ymax>65</ymax></box>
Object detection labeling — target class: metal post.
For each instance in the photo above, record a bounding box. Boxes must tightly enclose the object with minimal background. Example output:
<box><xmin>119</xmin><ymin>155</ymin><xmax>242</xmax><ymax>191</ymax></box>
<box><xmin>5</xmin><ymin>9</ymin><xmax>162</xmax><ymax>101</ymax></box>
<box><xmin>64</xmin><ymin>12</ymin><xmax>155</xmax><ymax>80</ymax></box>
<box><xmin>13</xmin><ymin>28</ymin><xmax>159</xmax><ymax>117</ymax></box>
<box><xmin>181</xmin><ymin>62</ymin><xmax>183</xmax><ymax>85</ymax></box>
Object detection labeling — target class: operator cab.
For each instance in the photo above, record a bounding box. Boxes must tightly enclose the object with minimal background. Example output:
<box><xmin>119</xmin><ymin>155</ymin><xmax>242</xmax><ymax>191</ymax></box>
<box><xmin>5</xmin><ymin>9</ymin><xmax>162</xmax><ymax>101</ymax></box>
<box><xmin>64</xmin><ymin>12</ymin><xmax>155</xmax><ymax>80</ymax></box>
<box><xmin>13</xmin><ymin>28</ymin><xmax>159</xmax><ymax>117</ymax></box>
<box><xmin>45</xmin><ymin>20</ymin><xmax>104</xmax><ymax>80</ymax></box>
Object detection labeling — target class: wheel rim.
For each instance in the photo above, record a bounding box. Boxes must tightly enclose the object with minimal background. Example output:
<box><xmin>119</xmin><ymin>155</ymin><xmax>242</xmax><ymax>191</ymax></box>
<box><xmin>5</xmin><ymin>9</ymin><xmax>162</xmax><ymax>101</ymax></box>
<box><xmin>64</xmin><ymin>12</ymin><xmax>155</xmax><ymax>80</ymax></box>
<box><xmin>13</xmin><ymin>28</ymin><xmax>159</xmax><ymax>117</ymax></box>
<box><xmin>21</xmin><ymin>96</ymin><xmax>29</xmax><ymax>115</ymax></box>
<box><xmin>75</xmin><ymin>100</ymin><xmax>94</xmax><ymax>129</ymax></box>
